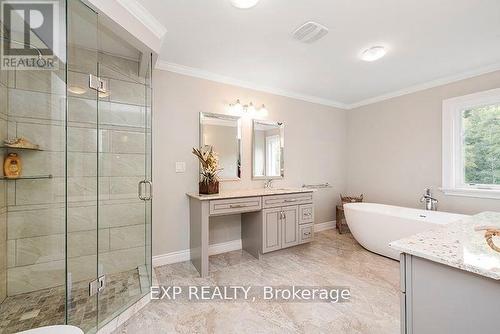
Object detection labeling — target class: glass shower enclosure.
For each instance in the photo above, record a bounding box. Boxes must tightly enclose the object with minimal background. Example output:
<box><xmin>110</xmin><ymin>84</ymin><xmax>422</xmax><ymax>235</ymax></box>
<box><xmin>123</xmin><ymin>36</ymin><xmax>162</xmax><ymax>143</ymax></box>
<box><xmin>0</xmin><ymin>0</ymin><xmax>153</xmax><ymax>332</ymax></box>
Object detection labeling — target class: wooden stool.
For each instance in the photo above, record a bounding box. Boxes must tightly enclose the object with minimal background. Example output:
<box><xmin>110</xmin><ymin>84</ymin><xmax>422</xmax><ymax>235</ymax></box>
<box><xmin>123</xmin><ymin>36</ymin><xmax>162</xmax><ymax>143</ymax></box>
<box><xmin>336</xmin><ymin>205</ymin><xmax>350</xmax><ymax>234</ymax></box>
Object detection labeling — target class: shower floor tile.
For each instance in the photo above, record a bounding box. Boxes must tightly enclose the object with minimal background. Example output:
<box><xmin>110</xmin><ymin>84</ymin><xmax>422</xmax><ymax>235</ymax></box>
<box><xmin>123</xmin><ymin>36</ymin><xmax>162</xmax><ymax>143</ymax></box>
<box><xmin>0</xmin><ymin>269</ymin><xmax>146</xmax><ymax>334</ymax></box>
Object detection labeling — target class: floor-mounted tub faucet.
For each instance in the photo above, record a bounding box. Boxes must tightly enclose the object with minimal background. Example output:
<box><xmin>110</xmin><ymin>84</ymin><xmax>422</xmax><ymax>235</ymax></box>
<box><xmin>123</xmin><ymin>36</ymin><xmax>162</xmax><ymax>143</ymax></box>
<box><xmin>420</xmin><ymin>188</ymin><xmax>438</xmax><ymax>211</ymax></box>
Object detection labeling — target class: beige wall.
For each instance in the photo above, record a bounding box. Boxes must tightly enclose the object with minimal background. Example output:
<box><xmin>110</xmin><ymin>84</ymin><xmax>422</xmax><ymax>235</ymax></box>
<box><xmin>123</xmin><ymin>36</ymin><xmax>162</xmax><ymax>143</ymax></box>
<box><xmin>152</xmin><ymin>70</ymin><xmax>347</xmax><ymax>256</ymax></box>
<box><xmin>346</xmin><ymin>70</ymin><xmax>500</xmax><ymax>215</ymax></box>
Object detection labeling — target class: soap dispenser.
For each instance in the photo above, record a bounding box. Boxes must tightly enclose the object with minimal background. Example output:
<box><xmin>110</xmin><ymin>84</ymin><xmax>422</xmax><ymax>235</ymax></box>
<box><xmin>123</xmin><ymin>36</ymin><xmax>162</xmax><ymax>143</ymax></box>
<box><xmin>4</xmin><ymin>153</ymin><xmax>22</xmax><ymax>179</ymax></box>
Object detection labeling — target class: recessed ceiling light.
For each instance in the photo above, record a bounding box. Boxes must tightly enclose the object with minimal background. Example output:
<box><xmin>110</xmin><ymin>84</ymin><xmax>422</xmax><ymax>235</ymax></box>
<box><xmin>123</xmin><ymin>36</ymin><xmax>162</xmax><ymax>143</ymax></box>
<box><xmin>361</xmin><ymin>46</ymin><xmax>387</xmax><ymax>62</ymax></box>
<box><xmin>230</xmin><ymin>0</ymin><xmax>260</xmax><ymax>9</ymax></box>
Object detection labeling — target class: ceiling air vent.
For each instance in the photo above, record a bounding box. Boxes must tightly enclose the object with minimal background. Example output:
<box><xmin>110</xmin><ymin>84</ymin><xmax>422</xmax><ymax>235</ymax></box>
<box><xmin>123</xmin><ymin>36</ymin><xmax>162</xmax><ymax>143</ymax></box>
<box><xmin>292</xmin><ymin>21</ymin><xmax>329</xmax><ymax>43</ymax></box>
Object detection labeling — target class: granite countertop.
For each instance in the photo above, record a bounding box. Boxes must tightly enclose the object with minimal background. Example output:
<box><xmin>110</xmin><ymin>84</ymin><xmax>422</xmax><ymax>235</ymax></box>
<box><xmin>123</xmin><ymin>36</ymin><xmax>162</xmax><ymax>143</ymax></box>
<box><xmin>186</xmin><ymin>187</ymin><xmax>315</xmax><ymax>201</ymax></box>
<box><xmin>390</xmin><ymin>211</ymin><xmax>500</xmax><ymax>280</ymax></box>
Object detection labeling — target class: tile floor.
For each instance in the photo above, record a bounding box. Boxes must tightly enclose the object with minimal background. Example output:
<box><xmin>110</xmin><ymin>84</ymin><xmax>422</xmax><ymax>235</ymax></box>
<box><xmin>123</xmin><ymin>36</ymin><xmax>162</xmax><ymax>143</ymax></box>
<box><xmin>0</xmin><ymin>269</ymin><xmax>143</xmax><ymax>334</ymax></box>
<box><xmin>114</xmin><ymin>230</ymin><xmax>400</xmax><ymax>334</ymax></box>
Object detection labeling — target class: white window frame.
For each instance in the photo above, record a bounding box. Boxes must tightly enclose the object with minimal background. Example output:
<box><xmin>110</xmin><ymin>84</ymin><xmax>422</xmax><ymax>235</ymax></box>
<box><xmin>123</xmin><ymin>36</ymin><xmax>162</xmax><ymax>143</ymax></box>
<box><xmin>442</xmin><ymin>88</ymin><xmax>500</xmax><ymax>199</ymax></box>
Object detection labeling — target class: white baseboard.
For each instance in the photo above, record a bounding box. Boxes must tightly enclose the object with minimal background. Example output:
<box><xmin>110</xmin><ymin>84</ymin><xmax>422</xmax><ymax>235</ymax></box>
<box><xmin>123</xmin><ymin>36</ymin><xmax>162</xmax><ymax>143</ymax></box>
<box><xmin>208</xmin><ymin>239</ymin><xmax>242</xmax><ymax>256</ymax></box>
<box><xmin>315</xmin><ymin>220</ymin><xmax>336</xmax><ymax>232</ymax></box>
<box><xmin>152</xmin><ymin>239</ymin><xmax>242</xmax><ymax>267</ymax></box>
<box><xmin>153</xmin><ymin>223</ymin><xmax>335</xmax><ymax>267</ymax></box>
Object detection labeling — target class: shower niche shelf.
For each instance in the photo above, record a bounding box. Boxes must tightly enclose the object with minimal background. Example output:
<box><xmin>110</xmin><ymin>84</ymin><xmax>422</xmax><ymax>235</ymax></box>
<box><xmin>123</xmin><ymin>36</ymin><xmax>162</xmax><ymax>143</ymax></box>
<box><xmin>0</xmin><ymin>146</ymin><xmax>43</xmax><ymax>151</ymax></box>
<box><xmin>0</xmin><ymin>174</ymin><xmax>53</xmax><ymax>180</ymax></box>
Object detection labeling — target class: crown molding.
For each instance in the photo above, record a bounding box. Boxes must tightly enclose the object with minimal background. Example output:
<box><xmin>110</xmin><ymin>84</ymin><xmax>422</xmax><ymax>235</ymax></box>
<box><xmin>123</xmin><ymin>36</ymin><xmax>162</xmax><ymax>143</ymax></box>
<box><xmin>116</xmin><ymin>0</ymin><xmax>167</xmax><ymax>40</ymax></box>
<box><xmin>155</xmin><ymin>60</ymin><xmax>349</xmax><ymax>109</ymax></box>
<box><xmin>156</xmin><ymin>60</ymin><xmax>500</xmax><ymax>110</ymax></box>
<box><xmin>348</xmin><ymin>62</ymin><xmax>500</xmax><ymax>109</ymax></box>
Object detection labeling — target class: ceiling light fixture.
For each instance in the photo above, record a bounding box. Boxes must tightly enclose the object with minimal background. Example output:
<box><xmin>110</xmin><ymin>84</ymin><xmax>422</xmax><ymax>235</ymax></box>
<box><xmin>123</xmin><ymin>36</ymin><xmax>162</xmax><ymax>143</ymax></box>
<box><xmin>230</xmin><ymin>0</ymin><xmax>260</xmax><ymax>9</ymax></box>
<box><xmin>361</xmin><ymin>46</ymin><xmax>387</xmax><ymax>62</ymax></box>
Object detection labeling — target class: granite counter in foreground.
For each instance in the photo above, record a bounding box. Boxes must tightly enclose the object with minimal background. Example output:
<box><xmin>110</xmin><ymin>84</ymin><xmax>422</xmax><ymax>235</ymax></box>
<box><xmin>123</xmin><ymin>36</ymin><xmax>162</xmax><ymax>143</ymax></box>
<box><xmin>390</xmin><ymin>211</ymin><xmax>500</xmax><ymax>280</ymax></box>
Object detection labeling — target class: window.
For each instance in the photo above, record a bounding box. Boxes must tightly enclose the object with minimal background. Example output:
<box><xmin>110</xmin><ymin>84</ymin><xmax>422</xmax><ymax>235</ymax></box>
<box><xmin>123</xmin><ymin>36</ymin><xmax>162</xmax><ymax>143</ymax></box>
<box><xmin>442</xmin><ymin>88</ymin><xmax>500</xmax><ymax>199</ymax></box>
<box><xmin>265</xmin><ymin>135</ymin><xmax>281</xmax><ymax>177</ymax></box>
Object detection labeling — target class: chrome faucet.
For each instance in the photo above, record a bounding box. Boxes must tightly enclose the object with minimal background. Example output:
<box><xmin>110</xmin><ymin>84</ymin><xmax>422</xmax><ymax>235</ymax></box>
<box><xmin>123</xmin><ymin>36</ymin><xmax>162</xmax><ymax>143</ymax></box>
<box><xmin>420</xmin><ymin>188</ymin><xmax>438</xmax><ymax>211</ymax></box>
<box><xmin>264</xmin><ymin>179</ymin><xmax>274</xmax><ymax>189</ymax></box>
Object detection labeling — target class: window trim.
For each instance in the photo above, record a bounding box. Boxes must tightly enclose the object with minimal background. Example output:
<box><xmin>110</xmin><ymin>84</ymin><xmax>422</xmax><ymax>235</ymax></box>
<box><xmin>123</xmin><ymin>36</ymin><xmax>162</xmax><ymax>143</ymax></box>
<box><xmin>442</xmin><ymin>88</ymin><xmax>500</xmax><ymax>200</ymax></box>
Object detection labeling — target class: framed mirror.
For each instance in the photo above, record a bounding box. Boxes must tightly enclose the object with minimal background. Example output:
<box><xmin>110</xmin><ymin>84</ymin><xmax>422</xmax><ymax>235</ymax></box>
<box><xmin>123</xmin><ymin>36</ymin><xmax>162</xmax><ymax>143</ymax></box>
<box><xmin>200</xmin><ymin>112</ymin><xmax>242</xmax><ymax>180</ymax></box>
<box><xmin>252</xmin><ymin>120</ymin><xmax>284</xmax><ymax>179</ymax></box>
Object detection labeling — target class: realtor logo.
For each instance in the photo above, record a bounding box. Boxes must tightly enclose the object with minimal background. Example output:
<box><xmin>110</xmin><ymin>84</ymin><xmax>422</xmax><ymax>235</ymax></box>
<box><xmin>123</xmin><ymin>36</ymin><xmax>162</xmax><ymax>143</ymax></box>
<box><xmin>1</xmin><ymin>0</ymin><xmax>59</xmax><ymax>70</ymax></box>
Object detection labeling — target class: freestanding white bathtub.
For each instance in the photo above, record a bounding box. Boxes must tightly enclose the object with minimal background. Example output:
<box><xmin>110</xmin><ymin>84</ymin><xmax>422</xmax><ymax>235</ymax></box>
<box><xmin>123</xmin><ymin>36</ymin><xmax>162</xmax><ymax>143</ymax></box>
<box><xmin>343</xmin><ymin>203</ymin><xmax>468</xmax><ymax>260</ymax></box>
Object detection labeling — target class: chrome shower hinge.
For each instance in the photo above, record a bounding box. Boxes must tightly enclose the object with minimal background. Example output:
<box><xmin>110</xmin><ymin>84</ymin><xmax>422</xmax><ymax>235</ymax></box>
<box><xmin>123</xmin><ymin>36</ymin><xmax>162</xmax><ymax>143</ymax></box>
<box><xmin>89</xmin><ymin>275</ymin><xmax>106</xmax><ymax>297</ymax></box>
<box><xmin>88</xmin><ymin>74</ymin><xmax>108</xmax><ymax>93</ymax></box>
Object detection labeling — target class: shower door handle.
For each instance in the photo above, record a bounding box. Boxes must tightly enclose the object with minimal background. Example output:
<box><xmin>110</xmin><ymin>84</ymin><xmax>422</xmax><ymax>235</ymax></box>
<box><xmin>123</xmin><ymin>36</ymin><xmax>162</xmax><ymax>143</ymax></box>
<box><xmin>144</xmin><ymin>180</ymin><xmax>152</xmax><ymax>201</ymax></box>
<box><xmin>138</xmin><ymin>180</ymin><xmax>147</xmax><ymax>200</ymax></box>
<box><xmin>138</xmin><ymin>180</ymin><xmax>152</xmax><ymax>201</ymax></box>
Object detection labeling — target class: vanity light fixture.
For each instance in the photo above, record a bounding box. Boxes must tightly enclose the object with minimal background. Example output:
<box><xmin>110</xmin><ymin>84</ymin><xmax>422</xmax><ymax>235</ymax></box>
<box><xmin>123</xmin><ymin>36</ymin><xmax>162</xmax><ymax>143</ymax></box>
<box><xmin>230</xmin><ymin>99</ymin><xmax>243</xmax><ymax>114</ymax></box>
<box><xmin>260</xmin><ymin>104</ymin><xmax>268</xmax><ymax>117</ymax></box>
<box><xmin>247</xmin><ymin>102</ymin><xmax>256</xmax><ymax>114</ymax></box>
<box><xmin>361</xmin><ymin>46</ymin><xmax>387</xmax><ymax>62</ymax></box>
<box><xmin>229</xmin><ymin>100</ymin><xmax>268</xmax><ymax>117</ymax></box>
<box><xmin>230</xmin><ymin>0</ymin><xmax>260</xmax><ymax>9</ymax></box>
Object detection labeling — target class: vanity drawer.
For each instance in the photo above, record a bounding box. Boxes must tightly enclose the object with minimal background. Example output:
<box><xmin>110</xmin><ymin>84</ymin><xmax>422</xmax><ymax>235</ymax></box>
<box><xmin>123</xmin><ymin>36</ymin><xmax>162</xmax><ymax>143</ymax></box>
<box><xmin>209</xmin><ymin>197</ymin><xmax>262</xmax><ymax>216</ymax></box>
<box><xmin>299</xmin><ymin>223</ymin><xmax>314</xmax><ymax>244</ymax></box>
<box><xmin>263</xmin><ymin>192</ymin><xmax>313</xmax><ymax>209</ymax></box>
<box><xmin>299</xmin><ymin>204</ymin><xmax>314</xmax><ymax>224</ymax></box>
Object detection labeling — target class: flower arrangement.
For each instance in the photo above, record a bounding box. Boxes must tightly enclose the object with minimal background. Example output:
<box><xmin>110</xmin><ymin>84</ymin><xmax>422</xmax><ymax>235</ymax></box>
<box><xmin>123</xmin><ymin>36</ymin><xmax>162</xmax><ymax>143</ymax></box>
<box><xmin>192</xmin><ymin>145</ymin><xmax>222</xmax><ymax>194</ymax></box>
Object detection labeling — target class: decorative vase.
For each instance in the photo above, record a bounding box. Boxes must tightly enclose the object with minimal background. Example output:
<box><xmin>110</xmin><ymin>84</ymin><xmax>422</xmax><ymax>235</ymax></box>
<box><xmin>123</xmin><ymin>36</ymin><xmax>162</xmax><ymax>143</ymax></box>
<box><xmin>199</xmin><ymin>181</ymin><xmax>219</xmax><ymax>195</ymax></box>
<box><xmin>4</xmin><ymin>153</ymin><xmax>22</xmax><ymax>179</ymax></box>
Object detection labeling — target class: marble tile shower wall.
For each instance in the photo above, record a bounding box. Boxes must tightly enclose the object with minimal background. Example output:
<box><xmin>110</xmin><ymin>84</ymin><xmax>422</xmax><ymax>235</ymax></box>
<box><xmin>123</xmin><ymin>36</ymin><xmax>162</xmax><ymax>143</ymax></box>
<box><xmin>0</xmin><ymin>69</ymin><xmax>8</xmax><ymax>303</ymax></box>
<box><xmin>6</xmin><ymin>49</ymin><xmax>148</xmax><ymax>295</ymax></box>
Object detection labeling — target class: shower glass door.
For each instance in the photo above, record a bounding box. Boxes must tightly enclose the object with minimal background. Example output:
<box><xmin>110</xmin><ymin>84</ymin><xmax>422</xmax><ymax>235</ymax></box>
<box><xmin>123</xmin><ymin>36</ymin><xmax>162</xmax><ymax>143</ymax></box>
<box><xmin>96</xmin><ymin>25</ymin><xmax>152</xmax><ymax>329</ymax></box>
<box><xmin>66</xmin><ymin>0</ymin><xmax>99</xmax><ymax>332</ymax></box>
<box><xmin>66</xmin><ymin>1</ymin><xmax>152</xmax><ymax>331</ymax></box>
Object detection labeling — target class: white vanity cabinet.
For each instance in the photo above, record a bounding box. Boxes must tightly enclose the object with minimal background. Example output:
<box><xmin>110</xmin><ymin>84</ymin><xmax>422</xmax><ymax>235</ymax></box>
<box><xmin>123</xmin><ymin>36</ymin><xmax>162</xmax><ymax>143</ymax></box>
<box><xmin>281</xmin><ymin>206</ymin><xmax>300</xmax><ymax>248</ymax></box>
<box><xmin>399</xmin><ymin>253</ymin><xmax>500</xmax><ymax>334</ymax></box>
<box><xmin>188</xmin><ymin>189</ymin><xmax>315</xmax><ymax>277</ymax></box>
<box><xmin>260</xmin><ymin>196</ymin><xmax>315</xmax><ymax>253</ymax></box>
<box><xmin>262</xmin><ymin>205</ymin><xmax>299</xmax><ymax>253</ymax></box>
<box><xmin>262</xmin><ymin>208</ymin><xmax>283</xmax><ymax>253</ymax></box>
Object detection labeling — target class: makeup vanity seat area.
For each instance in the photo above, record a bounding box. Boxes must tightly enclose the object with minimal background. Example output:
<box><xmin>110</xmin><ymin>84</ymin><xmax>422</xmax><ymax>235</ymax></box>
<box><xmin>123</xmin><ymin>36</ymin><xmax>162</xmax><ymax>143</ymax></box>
<box><xmin>187</xmin><ymin>189</ymin><xmax>315</xmax><ymax>277</ymax></box>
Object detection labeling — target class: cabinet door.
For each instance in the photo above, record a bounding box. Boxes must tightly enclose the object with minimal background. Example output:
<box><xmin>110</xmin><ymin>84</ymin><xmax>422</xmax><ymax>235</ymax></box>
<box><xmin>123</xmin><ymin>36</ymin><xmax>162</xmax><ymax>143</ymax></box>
<box><xmin>281</xmin><ymin>206</ymin><xmax>299</xmax><ymax>248</ymax></box>
<box><xmin>262</xmin><ymin>208</ymin><xmax>282</xmax><ymax>253</ymax></box>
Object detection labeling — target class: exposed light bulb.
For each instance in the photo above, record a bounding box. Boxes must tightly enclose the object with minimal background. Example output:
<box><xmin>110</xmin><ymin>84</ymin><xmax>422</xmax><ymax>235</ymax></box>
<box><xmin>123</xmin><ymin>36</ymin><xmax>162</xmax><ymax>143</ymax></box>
<box><xmin>247</xmin><ymin>102</ymin><xmax>256</xmax><ymax>115</ymax></box>
<box><xmin>259</xmin><ymin>104</ymin><xmax>268</xmax><ymax>117</ymax></box>
<box><xmin>230</xmin><ymin>99</ymin><xmax>243</xmax><ymax>114</ymax></box>
<box><xmin>361</xmin><ymin>46</ymin><xmax>387</xmax><ymax>62</ymax></box>
<box><xmin>230</xmin><ymin>0</ymin><xmax>260</xmax><ymax>9</ymax></box>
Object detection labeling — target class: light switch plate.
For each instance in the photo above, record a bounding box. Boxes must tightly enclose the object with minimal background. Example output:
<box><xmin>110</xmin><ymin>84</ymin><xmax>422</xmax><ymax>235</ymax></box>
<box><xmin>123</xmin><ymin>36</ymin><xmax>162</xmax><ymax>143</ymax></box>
<box><xmin>175</xmin><ymin>162</ymin><xmax>186</xmax><ymax>173</ymax></box>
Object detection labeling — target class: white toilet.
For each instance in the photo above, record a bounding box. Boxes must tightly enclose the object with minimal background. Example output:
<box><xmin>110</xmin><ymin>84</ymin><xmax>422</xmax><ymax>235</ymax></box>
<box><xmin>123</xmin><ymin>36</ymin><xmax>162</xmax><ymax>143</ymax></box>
<box><xmin>18</xmin><ymin>325</ymin><xmax>84</xmax><ymax>334</ymax></box>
